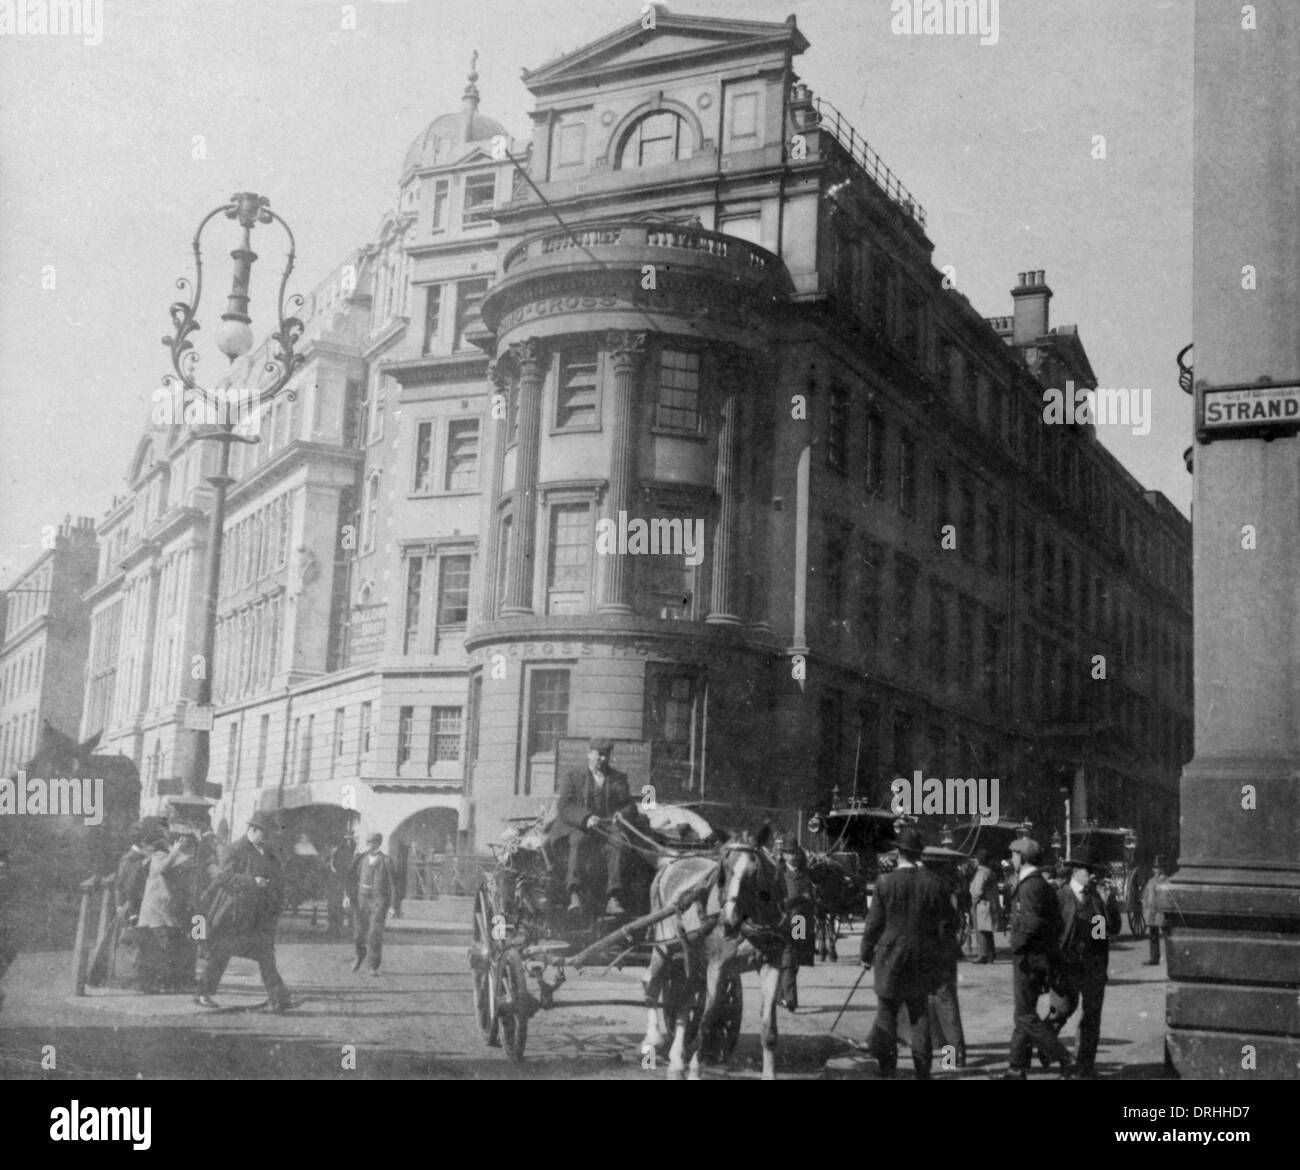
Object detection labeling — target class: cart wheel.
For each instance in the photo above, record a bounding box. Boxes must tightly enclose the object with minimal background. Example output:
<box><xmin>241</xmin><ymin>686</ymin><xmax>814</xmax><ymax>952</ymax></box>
<box><xmin>499</xmin><ymin>949</ymin><xmax>529</xmax><ymax>1061</ymax></box>
<box><xmin>470</xmin><ymin>888</ymin><xmax>500</xmax><ymax>1047</ymax></box>
<box><xmin>704</xmin><ymin>971</ymin><xmax>743</xmax><ymax>1064</ymax></box>
<box><xmin>1129</xmin><ymin>905</ymin><xmax>1146</xmax><ymax>939</ymax></box>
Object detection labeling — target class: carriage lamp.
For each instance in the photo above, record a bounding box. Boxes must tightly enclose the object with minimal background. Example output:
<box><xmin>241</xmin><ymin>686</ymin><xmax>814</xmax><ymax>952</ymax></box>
<box><xmin>1050</xmin><ymin>828</ymin><xmax>1061</xmax><ymax>852</ymax></box>
<box><xmin>161</xmin><ymin>192</ymin><xmax>305</xmax><ymax>806</ymax></box>
<box><xmin>1123</xmin><ymin>829</ymin><xmax>1137</xmax><ymax>856</ymax></box>
<box><xmin>939</xmin><ymin>824</ymin><xmax>953</xmax><ymax>848</ymax></box>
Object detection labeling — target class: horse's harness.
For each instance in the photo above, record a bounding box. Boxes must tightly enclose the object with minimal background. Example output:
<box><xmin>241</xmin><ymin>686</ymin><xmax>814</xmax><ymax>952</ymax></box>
<box><xmin>717</xmin><ymin>841</ymin><xmax>789</xmax><ymax>956</ymax></box>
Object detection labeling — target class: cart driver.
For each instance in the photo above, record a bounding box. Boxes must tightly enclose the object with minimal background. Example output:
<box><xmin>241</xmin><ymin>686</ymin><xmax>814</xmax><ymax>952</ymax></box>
<box><xmin>548</xmin><ymin>737</ymin><xmax>646</xmax><ymax>917</ymax></box>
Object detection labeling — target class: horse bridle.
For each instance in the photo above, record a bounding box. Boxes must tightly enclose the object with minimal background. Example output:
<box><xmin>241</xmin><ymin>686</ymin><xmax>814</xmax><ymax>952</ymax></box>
<box><xmin>719</xmin><ymin>842</ymin><xmax>785</xmax><ymax>939</ymax></box>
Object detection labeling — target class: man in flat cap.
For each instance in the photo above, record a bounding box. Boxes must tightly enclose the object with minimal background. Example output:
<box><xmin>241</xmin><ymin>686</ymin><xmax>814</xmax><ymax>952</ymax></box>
<box><xmin>194</xmin><ymin>809</ymin><xmax>297</xmax><ymax>1012</ymax></box>
<box><xmin>859</xmin><ymin>827</ymin><xmax>954</xmax><ymax>1079</ymax></box>
<box><xmin>345</xmin><ymin>831</ymin><xmax>398</xmax><ymax>975</ymax></box>
<box><xmin>549</xmin><ymin>737</ymin><xmax>644</xmax><ymax>917</ymax></box>
<box><xmin>1044</xmin><ymin>845</ymin><xmax>1121</xmax><ymax>1078</ymax></box>
<box><xmin>1000</xmin><ymin>836</ymin><xmax>1075</xmax><ymax>1078</ymax></box>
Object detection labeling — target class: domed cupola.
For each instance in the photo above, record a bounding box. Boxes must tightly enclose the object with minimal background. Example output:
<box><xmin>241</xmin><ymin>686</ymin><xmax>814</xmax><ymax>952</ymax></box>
<box><xmin>402</xmin><ymin>52</ymin><xmax>508</xmax><ymax>178</ymax></box>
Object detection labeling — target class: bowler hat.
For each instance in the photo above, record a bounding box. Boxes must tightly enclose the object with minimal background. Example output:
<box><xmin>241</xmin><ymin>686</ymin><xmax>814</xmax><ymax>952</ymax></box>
<box><xmin>895</xmin><ymin>827</ymin><xmax>926</xmax><ymax>856</ymax></box>
<box><xmin>247</xmin><ymin>810</ymin><xmax>276</xmax><ymax>831</ymax></box>
<box><xmin>588</xmin><ymin>737</ymin><xmax>615</xmax><ymax>753</ymax></box>
<box><xmin>1064</xmin><ymin>845</ymin><xmax>1106</xmax><ymax>873</ymax></box>
<box><xmin>1009</xmin><ymin>836</ymin><xmax>1041</xmax><ymax>861</ymax></box>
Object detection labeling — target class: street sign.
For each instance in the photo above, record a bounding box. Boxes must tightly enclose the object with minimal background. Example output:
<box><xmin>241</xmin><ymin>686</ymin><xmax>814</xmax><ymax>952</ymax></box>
<box><xmin>184</xmin><ymin>703</ymin><xmax>214</xmax><ymax>731</ymax></box>
<box><xmin>1199</xmin><ymin>381</ymin><xmax>1300</xmax><ymax>442</ymax></box>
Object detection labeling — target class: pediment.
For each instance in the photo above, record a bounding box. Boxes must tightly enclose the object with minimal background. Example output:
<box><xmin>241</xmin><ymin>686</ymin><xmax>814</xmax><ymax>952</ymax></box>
<box><xmin>522</xmin><ymin>12</ymin><xmax>808</xmax><ymax>94</ymax></box>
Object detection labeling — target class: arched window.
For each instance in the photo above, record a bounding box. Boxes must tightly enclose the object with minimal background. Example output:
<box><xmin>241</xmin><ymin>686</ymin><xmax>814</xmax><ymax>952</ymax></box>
<box><xmin>617</xmin><ymin>111</ymin><xmax>693</xmax><ymax>170</ymax></box>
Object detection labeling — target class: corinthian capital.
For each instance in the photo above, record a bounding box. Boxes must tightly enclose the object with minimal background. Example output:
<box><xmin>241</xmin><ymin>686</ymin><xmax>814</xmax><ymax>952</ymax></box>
<box><xmin>507</xmin><ymin>337</ymin><xmax>546</xmax><ymax>377</ymax></box>
<box><xmin>605</xmin><ymin>331</ymin><xmax>648</xmax><ymax>370</ymax></box>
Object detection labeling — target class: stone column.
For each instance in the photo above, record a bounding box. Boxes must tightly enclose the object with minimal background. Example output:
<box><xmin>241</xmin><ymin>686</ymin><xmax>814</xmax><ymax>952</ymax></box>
<box><xmin>707</xmin><ymin>355</ymin><xmax>742</xmax><ymax>625</ymax></box>
<box><xmin>501</xmin><ymin>339</ymin><xmax>545</xmax><ymax>616</ymax></box>
<box><xmin>1164</xmin><ymin>0</ymin><xmax>1300</xmax><ymax>1079</ymax></box>
<box><xmin>597</xmin><ymin>331</ymin><xmax>646</xmax><ymax>615</ymax></box>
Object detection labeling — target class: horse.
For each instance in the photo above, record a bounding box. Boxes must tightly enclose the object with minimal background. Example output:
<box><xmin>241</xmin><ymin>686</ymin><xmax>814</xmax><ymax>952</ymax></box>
<box><xmin>641</xmin><ymin>826</ymin><xmax>788</xmax><ymax>1080</ymax></box>
<box><xmin>806</xmin><ymin>852</ymin><xmax>866</xmax><ymax>961</ymax></box>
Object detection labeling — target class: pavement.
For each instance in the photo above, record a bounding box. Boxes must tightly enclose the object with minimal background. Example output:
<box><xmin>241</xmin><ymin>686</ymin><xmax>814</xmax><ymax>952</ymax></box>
<box><xmin>0</xmin><ymin>899</ymin><xmax>1174</xmax><ymax>1080</ymax></box>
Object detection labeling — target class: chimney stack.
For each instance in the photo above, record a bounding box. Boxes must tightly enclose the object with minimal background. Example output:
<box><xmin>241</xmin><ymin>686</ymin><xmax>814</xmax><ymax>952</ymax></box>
<box><xmin>1011</xmin><ymin>269</ymin><xmax>1052</xmax><ymax>344</ymax></box>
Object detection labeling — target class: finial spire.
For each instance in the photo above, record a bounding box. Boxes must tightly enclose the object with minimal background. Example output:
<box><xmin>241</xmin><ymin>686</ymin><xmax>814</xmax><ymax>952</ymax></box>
<box><xmin>463</xmin><ymin>49</ymin><xmax>480</xmax><ymax>112</ymax></box>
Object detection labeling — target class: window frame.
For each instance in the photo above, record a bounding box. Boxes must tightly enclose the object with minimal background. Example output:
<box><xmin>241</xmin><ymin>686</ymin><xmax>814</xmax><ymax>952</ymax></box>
<box><xmin>653</xmin><ymin>347</ymin><xmax>705</xmax><ymax>437</ymax></box>
<box><xmin>552</xmin><ymin>345</ymin><xmax>603</xmax><ymax>434</ymax></box>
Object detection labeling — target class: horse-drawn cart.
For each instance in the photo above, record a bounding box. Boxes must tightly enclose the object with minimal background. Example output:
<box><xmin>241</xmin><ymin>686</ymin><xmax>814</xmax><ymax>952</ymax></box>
<box><xmin>468</xmin><ymin>803</ymin><xmax>746</xmax><ymax>1065</ymax></box>
<box><xmin>1067</xmin><ymin>825</ymin><xmax>1146</xmax><ymax>938</ymax></box>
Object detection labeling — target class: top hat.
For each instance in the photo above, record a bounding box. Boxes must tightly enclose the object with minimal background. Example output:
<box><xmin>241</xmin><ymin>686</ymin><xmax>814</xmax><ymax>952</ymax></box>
<box><xmin>895</xmin><ymin>827</ymin><xmax>926</xmax><ymax>856</ymax></box>
<box><xmin>1063</xmin><ymin>845</ymin><xmax>1107</xmax><ymax>873</ymax></box>
<box><xmin>587</xmin><ymin>737</ymin><xmax>615</xmax><ymax>753</ymax></box>
<box><xmin>247</xmin><ymin>809</ymin><xmax>277</xmax><ymax>832</ymax></box>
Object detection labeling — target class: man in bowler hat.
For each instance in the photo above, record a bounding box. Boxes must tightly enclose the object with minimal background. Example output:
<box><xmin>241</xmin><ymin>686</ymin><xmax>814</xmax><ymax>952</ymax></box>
<box><xmin>1045</xmin><ymin>845</ymin><xmax>1121</xmax><ymax>1078</ymax></box>
<box><xmin>194</xmin><ymin>809</ymin><xmax>297</xmax><ymax>1012</ymax></box>
<box><xmin>549</xmin><ymin>737</ymin><xmax>643</xmax><ymax>916</ymax></box>
<box><xmin>1000</xmin><ymin>836</ymin><xmax>1075</xmax><ymax>1078</ymax></box>
<box><xmin>859</xmin><ymin>827</ymin><xmax>954</xmax><ymax>1079</ymax></box>
<box><xmin>346</xmin><ymin>832</ymin><xmax>398</xmax><ymax>975</ymax></box>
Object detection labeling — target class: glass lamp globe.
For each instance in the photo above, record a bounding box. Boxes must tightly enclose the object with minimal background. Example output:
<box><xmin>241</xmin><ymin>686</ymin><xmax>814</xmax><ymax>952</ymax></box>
<box><xmin>215</xmin><ymin>318</ymin><xmax>254</xmax><ymax>360</ymax></box>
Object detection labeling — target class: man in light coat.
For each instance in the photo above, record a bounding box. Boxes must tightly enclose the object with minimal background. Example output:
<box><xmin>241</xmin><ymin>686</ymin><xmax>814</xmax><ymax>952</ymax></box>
<box><xmin>968</xmin><ymin>849</ymin><xmax>999</xmax><ymax>963</ymax></box>
<box><xmin>1141</xmin><ymin>860</ymin><xmax>1168</xmax><ymax>965</ymax></box>
<box><xmin>346</xmin><ymin>832</ymin><xmax>398</xmax><ymax>975</ymax></box>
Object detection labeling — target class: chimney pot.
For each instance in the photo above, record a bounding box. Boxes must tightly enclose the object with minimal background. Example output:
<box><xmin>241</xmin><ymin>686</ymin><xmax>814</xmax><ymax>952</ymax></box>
<box><xmin>1017</xmin><ymin>272</ymin><xmax>1027</xmax><ymax>287</ymax></box>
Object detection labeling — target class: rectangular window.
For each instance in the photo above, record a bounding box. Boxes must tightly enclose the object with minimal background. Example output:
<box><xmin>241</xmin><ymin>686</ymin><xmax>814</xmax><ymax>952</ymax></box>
<box><xmin>899</xmin><ymin>292</ymin><xmax>923</xmax><ymax>360</ymax></box>
<box><xmin>1062</xmin><ymin>555</ymin><xmax>1074</xmax><ymax>612</ymax></box>
<box><xmin>656</xmin><ymin>349</ymin><xmax>702</xmax><ymax>433</ymax></box>
<box><xmin>453</xmin><ymin>279</ymin><xmax>489</xmax><ymax>350</ymax></box>
<box><xmin>414</xmin><ymin>421</ymin><xmax>434</xmax><ymax>493</ymax></box>
<box><xmin>437</xmin><ymin>553</ymin><xmax>472</xmax><ymax>628</ymax></box>
<box><xmin>893</xmin><ymin>557</ymin><xmax>918</xmax><ymax>666</ymax></box>
<box><xmin>928</xmin><ymin>588</ymin><xmax>947</xmax><ymax>685</ymax></box>
<box><xmin>300</xmin><ymin>714</ymin><xmax>313</xmax><ymax>783</ymax></box>
<box><xmin>445</xmin><ymin>419</ymin><xmax>480</xmax><ymax>490</ymax></box>
<box><xmin>960</xmin><ymin>484</ymin><xmax>976</xmax><ymax>560</ymax></box>
<box><xmin>430</xmin><ymin>705</ymin><xmax>463</xmax><ymax>764</ymax></box>
<box><xmin>462</xmin><ymin>173</ymin><xmax>496</xmax><ymax>222</ymax></box>
<box><xmin>1043</xmin><ymin>540</ymin><xmax>1056</xmax><ymax>607</ymax></box>
<box><xmin>546</xmin><ymin>504</ymin><xmax>591</xmax><ymax>614</ymax></box>
<box><xmin>983</xmin><ymin>618</ymin><xmax>1002</xmax><ymax>706</ymax></box>
<box><xmin>556</xmin><ymin>347</ymin><xmax>599</xmax><ymax>430</ymax></box>
<box><xmin>729</xmin><ymin>91</ymin><xmax>759</xmax><ymax>139</ymax></box>
<box><xmin>226</xmin><ymin>721</ymin><xmax>240</xmax><ymax>788</ymax></box>
<box><xmin>958</xmin><ymin>601</ymin><xmax>975</xmax><ymax>687</ymax></box>
<box><xmin>360</xmin><ymin>701</ymin><xmax>373</xmax><ymax>759</ymax></box>
<box><xmin>861</xmin><ymin>541</ymin><xmax>883</xmax><ymax>645</ymax></box>
<box><xmin>933</xmin><ymin>467</ymin><xmax>949</xmax><ymax>535</ymax></box>
<box><xmin>404</xmin><ymin>556</ymin><xmax>424</xmax><ymax>654</ymax></box>
<box><xmin>986</xmin><ymin>502</ymin><xmax>1001</xmax><ymax>571</ymax></box>
<box><xmin>290</xmin><ymin>716</ymin><xmax>301</xmax><ymax>783</ymax></box>
<box><xmin>645</xmin><ymin>666</ymin><xmax>702</xmax><ymax>793</ymax></box>
<box><xmin>898</xmin><ymin>433</ymin><xmax>915</xmax><ymax>515</ymax></box>
<box><xmin>398</xmin><ymin>706</ymin><xmax>415</xmax><ymax>769</ymax></box>
<box><xmin>333</xmin><ymin>708</ymin><xmax>346</xmax><ymax>774</ymax></box>
<box><xmin>870</xmin><ymin>254</ymin><xmax>891</xmax><ymax>333</ymax></box>
<box><xmin>1024</xmin><ymin>528</ymin><xmax>1037</xmax><ymax>597</ymax></box>
<box><xmin>526</xmin><ymin>668</ymin><xmax>570</xmax><ymax>766</ymax></box>
<box><xmin>422</xmin><ymin>285</ymin><xmax>442</xmax><ymax>354</ymax></box>
<box><xmin>431</xmin><ymin>180</ymin><xmax>449</xmax><ymax>231</ymax></box>
<box><xmin>826</xmin><ymin>529</ymin><xmax>847</xmax><ymax>625</ymax></box>
<box><xmin>865</xmin><ymin>411</ymin><xmax>884</xmax><ymax>493</ymax></box>
<box><xmin>827</xmin><ymin>382</ymin><xmax>848</xmax><ymax>472</ymax></box>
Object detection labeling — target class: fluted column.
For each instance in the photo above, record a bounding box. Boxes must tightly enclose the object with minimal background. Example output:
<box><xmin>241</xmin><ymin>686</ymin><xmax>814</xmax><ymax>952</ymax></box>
<box><xmin>598</xmin><ymin>331</ymin><xmax>646</xmax><ymax>614</ymax></box>
<box><xmin>502</xmin><ymin>338</ymin><xmax>545</xmax><ymax>616</ymax></box>
<box><xmin>707</xmin><ymin>360</ymin><xmax>742</xmax><ymax>625</ymax></box>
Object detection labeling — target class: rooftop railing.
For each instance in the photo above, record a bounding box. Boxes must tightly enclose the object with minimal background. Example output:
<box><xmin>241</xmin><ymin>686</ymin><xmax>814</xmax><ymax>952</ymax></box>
<box><xmin>813</xmin><ymin>97</ymin><xmax>927</xmax><ymax>231</ymax></box>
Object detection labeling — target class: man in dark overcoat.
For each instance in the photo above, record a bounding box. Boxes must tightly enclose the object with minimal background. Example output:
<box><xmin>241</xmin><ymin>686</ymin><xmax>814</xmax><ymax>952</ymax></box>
<box><xmin>345</xmin><ymin>832</ymin><xmax>398</xmax><ymax>975</ymax></box>
<box><xmin>1045</xmin><ymin>846</ymin><xmax>1121</xmax><ymax>1078</ymax></box>
<box><xmin>1000</xmin><ymin>836</ymin><xmax>1076</xmax><ymax>1079</ymax></box>
<box><xmin>194</xmin><ymin>809</ymin><xmax>297</xmax><ymax>1012</ymax></box>
<box><xmin>777</xmin><ymin>842</ymin><xmax>816</xmax><ymax>1011</ymax></box>
<box><xmin>548</xmin><ymin>737</ymin><xmax>644</xmax><ymax>916</ymax></box>
<box><xmin>859</xmin><ymin>827</ymin><xmax>953</xmax><ymax>1079</ymax></box>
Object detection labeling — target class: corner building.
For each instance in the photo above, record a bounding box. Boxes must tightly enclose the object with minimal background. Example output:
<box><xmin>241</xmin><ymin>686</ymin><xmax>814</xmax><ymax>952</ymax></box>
<box><xmin>467</xmin><ymin>10</ymin><xmax>1191</xmax><ymax>854</ymax></box>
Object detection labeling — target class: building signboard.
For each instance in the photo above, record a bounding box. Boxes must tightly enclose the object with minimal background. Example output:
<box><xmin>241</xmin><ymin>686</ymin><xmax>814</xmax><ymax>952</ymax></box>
<box><xmin>1200</xmin><ymin>381</ymin><xmax>1300</xmax><ymax>440</ymax></box>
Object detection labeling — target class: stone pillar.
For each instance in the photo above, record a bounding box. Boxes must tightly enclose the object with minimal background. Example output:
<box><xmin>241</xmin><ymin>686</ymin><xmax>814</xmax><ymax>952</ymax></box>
<box><xmin>502</xmin><ymin>339</ymin><xmax>545</xmax><ymax>616</ymax></box>
<box><xmin>707</xmin><ymin>358</ymin><xmax>742</xmax><ymax>625</ymax></box>
<box><xmin>597</xmin><ymin>331</ymin><xmax>646</xmax><ymax>615</ymax></box>
<box><xmin>1164</xmin><ymin>0</ymin><xmax>1300</xmax><ymax>1079</ymax></box>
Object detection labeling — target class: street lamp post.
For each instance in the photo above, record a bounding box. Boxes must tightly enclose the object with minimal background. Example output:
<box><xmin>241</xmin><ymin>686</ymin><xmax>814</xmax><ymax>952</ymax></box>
<box><xmin>161</xmin><ymin>192</ymin><xmax>304</xmax><ymax>806</ymax></box>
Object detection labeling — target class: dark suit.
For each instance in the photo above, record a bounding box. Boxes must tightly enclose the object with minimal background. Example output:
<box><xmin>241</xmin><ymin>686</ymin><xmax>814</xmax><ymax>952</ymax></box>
<box><xmin>860</xmin><ymin>864</ymin><xmax>953</xmax><ymax>1077</ymax></box>
<box><xmin>1006</xmin><ymin>868</ymin><xmax>1072</xmax><ymax>1072</ymax></box>
<box><xmin>1046</xmin><ymin>882</ymin><xmax>1120</xmax><ymax>1070</ymax></box>
<box><xmin>548</xmin><ymin>765</ymin><xmax>642</xmax><ymax>901</ymax></box>
<box><xmin>197</xmin><ymin>836</ymin><xmax>290</xmax><ymax>1007</ymax></box>
<box><xmin>778</xmin><ymin>866</ymin><xmax>816</xmax><ymax>1008</ymax></box>
<box><xmin>347</xmin><ymin>851</ymin><xmax>398</xmax><ymax>971</ymax></box>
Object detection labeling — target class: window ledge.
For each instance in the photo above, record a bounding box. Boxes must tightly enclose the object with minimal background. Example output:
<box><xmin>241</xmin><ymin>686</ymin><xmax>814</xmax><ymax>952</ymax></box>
<box><xmin>408</xmin><ymin>489</ymin><xmax>480</xmax><ymax>500</ymax></box>
<box><xmin>651</xmin><ymin>427</ymin><xmax>707</xmax><ymax>442</ymax></box>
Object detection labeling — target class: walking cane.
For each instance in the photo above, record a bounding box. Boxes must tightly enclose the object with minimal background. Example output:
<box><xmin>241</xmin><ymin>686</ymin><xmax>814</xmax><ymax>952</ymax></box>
<box><xmin>830</xmin><ymin>965</ymin><xmax>868</xmax><ymax>1033</ymax></box>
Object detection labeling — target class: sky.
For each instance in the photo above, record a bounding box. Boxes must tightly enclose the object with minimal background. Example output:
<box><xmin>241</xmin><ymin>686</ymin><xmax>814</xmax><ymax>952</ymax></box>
<box><xmin>0</xmin><ymin>0</ymin><xmax>1194</xmax><ymax>589</ymax></box>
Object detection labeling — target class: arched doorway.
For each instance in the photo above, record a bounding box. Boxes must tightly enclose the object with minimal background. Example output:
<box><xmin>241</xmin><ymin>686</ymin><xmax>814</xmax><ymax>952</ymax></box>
<box><xmin>391</xmin><ymin>807</ymin><xmax>460</xmax><ymax>903</ymax></box>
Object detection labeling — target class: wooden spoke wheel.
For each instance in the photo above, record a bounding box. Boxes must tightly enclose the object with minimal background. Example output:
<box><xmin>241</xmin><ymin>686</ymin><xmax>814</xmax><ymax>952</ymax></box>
<box><xmin>470</xmin><ymin>887</ymin><xmax>500</xmax><ymax>1047</ymax></box>
<box><xmin>1128</xmin><ymin>903</ymin><xmax>1146</xmax><ymax>938</ymax></box>
<box><xmin>703</xmin><ymin>971</ymin><xmax>743</xmax><ymax>1064</ymax></box>
<box><xmin>499</xmin><ymin>949</ymin><xmax>529</xmax><ymax>1062</ymax></box>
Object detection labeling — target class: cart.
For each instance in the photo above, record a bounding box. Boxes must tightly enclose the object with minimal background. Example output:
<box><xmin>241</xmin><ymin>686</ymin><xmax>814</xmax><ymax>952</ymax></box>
<box><xmin>1068</xmin><ymin>825</ymin><xmax>1145</xmax><ymax>938</ymax></box>
<box><xmin>467</xmin><ymin>803</ymin><xmax>743</xmax><ymax>1063</ymax></box>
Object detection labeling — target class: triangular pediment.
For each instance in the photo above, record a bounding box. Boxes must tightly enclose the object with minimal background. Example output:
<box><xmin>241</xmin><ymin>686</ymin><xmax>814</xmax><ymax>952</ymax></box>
<box><xmin>522</xmin><ymin>11</ymin><xmax>808</xmax><ymax>94</ymax></box>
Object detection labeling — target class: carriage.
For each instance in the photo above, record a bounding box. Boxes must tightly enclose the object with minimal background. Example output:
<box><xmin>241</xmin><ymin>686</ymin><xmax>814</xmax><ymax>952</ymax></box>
<box><xmin>467</xmin><ymin>800</ymin><xmax>746</xmax><ymax>1064</ymax></box>
<box><xmin>1067</xmin><ymin>825</ymin><xmax>1147</xmax><ymax>937</ymax></box>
